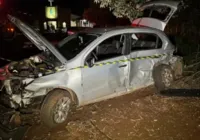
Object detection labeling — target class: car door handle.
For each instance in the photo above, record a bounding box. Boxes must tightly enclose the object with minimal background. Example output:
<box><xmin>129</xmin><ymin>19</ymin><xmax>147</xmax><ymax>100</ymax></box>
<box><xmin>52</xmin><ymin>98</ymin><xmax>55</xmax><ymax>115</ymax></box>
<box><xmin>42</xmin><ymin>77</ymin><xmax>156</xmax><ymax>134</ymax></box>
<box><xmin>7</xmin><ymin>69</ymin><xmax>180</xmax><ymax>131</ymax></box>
<box><xmin>119</xmin><ymin>64</ymin><xmax>127</xmax><ymax>68</ymax></box>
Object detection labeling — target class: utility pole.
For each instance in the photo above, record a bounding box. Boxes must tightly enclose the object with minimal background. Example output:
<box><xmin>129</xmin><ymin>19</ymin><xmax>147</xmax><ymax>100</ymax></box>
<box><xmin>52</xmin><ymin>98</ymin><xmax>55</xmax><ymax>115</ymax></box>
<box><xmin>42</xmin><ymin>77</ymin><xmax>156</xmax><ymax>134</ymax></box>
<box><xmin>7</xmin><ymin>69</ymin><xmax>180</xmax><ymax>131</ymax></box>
<box><xmin>48</xmin><ymin>0</ymin><xmax>54</xmax><ymax>6</ymax></box>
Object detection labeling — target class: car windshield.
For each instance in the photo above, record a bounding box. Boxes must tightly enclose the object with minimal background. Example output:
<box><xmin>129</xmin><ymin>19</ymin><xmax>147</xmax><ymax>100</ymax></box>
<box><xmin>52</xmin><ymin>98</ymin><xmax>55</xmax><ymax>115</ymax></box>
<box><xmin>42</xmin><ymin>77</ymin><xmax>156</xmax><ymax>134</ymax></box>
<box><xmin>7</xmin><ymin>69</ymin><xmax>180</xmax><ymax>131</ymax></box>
<box><xmin>56</xmin><ymin>32</ymin><xmax>99</xmax><ymax>60</ymax></box>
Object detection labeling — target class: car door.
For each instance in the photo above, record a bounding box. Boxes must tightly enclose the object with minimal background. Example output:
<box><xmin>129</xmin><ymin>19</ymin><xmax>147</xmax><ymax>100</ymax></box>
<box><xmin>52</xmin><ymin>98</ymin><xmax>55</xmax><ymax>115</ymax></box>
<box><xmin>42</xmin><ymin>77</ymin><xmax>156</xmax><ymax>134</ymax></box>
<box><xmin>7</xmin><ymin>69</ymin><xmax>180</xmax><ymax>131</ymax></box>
<box><xmin>127</xmin><ymin>32</ymin><xmax>164</xmax><ymax>91</ymax></box>
<box><xmin>82</xmin><ymin>34</ymin><xmax>129</xmax><ymax>103</ymax></box>
<box><xmin>132</xmin><ymin>1</ymin><xmax>180</xmax><ymax>31</ymax></box>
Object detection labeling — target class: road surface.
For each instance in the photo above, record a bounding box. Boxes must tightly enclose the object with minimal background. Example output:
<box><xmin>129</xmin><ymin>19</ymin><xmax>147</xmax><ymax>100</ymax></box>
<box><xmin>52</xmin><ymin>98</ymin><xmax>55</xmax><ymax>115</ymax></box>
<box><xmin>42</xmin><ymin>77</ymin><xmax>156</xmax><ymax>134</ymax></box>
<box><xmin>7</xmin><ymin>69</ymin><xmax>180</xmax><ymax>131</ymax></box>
<box><xmin>24</xmin><ymin>86</ymin><xmax>200</xmax><ymax>140</ymax></box>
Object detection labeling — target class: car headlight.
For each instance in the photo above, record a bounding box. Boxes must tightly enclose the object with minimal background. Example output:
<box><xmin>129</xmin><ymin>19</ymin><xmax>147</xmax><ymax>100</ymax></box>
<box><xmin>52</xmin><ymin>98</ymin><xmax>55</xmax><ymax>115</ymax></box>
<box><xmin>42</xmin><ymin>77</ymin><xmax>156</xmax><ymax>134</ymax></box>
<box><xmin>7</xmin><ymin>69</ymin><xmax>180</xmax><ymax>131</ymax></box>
<box><xmin>4</xmin><ymin>79</ymin><xmax>22</xmax><ymax>95</ymax></box>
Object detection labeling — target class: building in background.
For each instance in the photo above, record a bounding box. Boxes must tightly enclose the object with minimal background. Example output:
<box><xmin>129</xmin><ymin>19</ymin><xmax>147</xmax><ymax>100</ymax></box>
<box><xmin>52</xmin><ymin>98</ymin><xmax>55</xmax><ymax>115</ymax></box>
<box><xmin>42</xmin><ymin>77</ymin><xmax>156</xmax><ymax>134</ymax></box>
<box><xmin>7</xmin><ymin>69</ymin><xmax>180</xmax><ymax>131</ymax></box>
<box><xmin>1</xmin><ymin>0</ymin><xmax>94</xmax><ymax>32</ymax></box>
<box><xmin>71</xmin><ymin>14</ymin><xmax>93</xmax><ymax>27</ymax></box>
<box><xmin>42</xmin><ymin>6</ymin><xmax>71</xmax><ymax>33</ymax></box>
<box><xmin>42</xmin><ymin>5</ymin><xmax>93</xmax><ymax>32</ymax></box>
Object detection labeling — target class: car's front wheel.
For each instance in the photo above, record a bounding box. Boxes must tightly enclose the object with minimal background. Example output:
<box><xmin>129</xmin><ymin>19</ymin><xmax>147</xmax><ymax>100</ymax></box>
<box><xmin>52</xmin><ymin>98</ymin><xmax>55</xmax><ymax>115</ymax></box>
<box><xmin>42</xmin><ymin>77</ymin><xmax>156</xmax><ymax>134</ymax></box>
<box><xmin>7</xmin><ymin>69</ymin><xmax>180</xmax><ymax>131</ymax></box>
<box><xmin>41</xmin><ymin>89</ymin><xmax>72</xmax><ymax>128</ymax></box>
<box><xmin>153</xmin><ymin>64</ymin><xmax>174</xmax><ymax>93</ymax></box>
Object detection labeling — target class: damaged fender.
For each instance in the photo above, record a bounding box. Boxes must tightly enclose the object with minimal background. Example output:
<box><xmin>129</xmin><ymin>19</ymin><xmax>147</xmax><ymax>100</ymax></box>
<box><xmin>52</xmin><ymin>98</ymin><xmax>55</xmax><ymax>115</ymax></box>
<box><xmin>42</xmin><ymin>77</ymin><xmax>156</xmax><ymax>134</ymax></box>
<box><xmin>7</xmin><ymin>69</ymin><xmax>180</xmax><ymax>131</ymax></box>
<box><xmin>23</xmin><ymin>69</ymin><xmax>82</xmax><ymax>106</ymax></box>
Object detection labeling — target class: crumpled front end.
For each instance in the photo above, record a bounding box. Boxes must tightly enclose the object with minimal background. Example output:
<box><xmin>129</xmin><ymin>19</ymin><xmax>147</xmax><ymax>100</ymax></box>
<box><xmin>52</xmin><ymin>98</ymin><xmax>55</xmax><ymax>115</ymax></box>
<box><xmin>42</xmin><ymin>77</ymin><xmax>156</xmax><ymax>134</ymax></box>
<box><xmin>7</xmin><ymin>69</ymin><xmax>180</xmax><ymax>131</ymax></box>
<box><xmin>0</xmin><ymin>55</ymin><xmax>67</xmax><ymax>129</ymax></box>
<box><xmin>0</xmin><ymin>77</ymin><xmax>36</xmax><ymax>109</ymax></box>
<box><xmin>0</xmin><ymin>55</ymin><xmax>65</xmax><ymax>109</ymax></box>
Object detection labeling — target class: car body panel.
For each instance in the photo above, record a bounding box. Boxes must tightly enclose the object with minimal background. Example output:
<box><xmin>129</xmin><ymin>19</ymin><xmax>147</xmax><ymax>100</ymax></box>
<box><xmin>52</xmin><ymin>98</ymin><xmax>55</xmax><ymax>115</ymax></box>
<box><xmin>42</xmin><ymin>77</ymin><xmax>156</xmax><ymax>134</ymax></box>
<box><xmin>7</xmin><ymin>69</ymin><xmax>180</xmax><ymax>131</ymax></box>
<box><xmin>126</xmin><ymin>28</ymin><xmax>174</xmax><ymax>91</ymax></box>
<box><xmin>74</xmin><ymin>27</ymin><xmax>175</xmax><ymax>106</ymax></box>
<box><xmin>23</xmin><ymin>68</ymin><xmax>84</xmax><ymax>105</ymax></box>
<box><xmin>81</xmin><ymin>55</ymin><xmax>129</xmax><ymax>104</ymax></box>
<box><xmin>132</xmin><ymin>0</ymin><xmax>180</xmax><ymax>30</ymax></box>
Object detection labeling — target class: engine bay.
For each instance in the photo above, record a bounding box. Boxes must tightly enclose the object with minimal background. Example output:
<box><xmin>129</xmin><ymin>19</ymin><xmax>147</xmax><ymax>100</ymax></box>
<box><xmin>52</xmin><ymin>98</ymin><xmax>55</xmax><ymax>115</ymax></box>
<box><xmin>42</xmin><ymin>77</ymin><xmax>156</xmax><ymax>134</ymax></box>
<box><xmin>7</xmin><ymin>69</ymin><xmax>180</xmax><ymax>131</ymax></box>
<box><xmin>7</xmin><ymin>55</ymin><xmax>58</xmax><ymax>78</ymax></box>
<box><xmin>0</xmin><ymin>54</ymin><xmax>62</xmax><ymax>81</ymax></box>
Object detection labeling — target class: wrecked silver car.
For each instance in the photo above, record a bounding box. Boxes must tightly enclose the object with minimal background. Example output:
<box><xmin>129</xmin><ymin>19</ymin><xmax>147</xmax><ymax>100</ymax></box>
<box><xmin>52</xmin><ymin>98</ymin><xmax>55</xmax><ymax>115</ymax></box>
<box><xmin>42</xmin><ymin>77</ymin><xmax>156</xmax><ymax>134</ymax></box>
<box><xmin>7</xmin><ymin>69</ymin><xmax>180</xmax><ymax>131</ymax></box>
<box><xmin>0</xmin><ymin>11</ymin><xmax>183</xmax><ymax>128</ymax></box>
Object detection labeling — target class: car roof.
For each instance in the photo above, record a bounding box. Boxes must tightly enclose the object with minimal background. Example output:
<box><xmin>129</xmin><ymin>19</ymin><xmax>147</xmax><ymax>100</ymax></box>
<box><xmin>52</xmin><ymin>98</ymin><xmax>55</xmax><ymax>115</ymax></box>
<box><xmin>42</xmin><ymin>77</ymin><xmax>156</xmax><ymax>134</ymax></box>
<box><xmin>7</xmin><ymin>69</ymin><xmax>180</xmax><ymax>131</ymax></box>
<box><xmin>82</xmin><ymin>26</ymin><xmax>134</xmax><ymax>34</ymax></box>
<box><xmin>81</xmin><ymin>26</ymin><xmax>165</xmax><ymax>35</ymax></box>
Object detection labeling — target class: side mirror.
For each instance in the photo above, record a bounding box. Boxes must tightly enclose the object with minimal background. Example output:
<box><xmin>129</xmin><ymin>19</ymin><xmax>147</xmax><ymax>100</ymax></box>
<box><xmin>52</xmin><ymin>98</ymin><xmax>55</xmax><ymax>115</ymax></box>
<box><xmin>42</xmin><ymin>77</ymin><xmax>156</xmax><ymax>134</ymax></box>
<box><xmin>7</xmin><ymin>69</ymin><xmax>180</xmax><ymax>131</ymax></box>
<box><xmin>86</xmin><ymin>57</ymin><xmax>95</xmax><ymax>68</ymax></box>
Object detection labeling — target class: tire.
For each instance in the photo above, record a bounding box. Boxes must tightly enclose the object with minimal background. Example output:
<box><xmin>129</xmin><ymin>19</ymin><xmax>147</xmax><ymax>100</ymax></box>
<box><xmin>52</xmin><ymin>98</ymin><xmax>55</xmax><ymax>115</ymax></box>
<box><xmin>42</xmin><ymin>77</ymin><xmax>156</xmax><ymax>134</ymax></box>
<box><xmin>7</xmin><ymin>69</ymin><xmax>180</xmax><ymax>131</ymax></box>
<box><xmin>153</xmin><ymin>64</ymin><xmax>174</xmax><ymax>93</ymax></box>
<box><xmin>41</xmin><ymin>89</ymin><xmax>72</xmax><ymax>128</ymax></box>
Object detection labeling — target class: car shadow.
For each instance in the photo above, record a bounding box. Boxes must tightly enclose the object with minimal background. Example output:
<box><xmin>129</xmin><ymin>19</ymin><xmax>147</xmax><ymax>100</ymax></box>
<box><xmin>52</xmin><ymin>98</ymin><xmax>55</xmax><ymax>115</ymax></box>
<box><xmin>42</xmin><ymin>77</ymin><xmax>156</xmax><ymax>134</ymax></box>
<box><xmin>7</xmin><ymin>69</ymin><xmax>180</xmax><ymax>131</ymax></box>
<box><xmin>160</xmin><ymin>89</ymin><xmax>200</xmax><ymax>97</ymax></box>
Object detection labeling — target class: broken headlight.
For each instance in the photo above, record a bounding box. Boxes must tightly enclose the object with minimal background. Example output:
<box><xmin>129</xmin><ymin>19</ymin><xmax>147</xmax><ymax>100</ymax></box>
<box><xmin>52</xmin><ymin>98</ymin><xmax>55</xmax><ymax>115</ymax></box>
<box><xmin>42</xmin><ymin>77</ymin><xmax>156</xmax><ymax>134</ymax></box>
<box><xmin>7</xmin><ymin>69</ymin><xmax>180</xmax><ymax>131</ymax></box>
<box><xmin>4</xmin><ymin>79</ymin><xmax>23</xmax><ymax>95</ymax></box>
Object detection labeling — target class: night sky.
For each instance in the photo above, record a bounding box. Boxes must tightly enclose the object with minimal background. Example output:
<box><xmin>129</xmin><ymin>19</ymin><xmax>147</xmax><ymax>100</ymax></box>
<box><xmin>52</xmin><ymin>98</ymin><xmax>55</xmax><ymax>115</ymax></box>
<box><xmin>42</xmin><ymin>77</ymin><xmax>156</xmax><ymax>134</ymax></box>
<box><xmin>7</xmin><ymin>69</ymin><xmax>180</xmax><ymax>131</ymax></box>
<box><xmin>5</xmin><ymin>0</ymin><xmax>90</xmax><ymax>15</ymax></box>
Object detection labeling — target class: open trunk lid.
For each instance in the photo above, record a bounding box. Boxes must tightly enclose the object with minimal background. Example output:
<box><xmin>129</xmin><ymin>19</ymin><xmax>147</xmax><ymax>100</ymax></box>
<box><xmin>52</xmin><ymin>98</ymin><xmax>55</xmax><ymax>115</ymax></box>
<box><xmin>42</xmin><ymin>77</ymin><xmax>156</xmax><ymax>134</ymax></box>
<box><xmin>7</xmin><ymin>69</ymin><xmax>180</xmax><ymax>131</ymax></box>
<box><xmin>132</xmin><ymin>0</ymin><xmax>180</xmax><ymax>31</ymax></box>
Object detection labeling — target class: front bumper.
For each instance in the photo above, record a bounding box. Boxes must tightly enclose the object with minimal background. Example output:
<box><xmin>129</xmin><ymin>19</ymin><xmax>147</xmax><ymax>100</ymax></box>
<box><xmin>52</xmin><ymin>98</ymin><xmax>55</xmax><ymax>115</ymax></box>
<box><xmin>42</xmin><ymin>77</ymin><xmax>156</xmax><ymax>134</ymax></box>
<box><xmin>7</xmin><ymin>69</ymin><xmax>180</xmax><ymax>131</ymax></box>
<box><xmin>0</xmin><ymin>81</ymin><xmax>43</xmax><ymax>130</ymax></box>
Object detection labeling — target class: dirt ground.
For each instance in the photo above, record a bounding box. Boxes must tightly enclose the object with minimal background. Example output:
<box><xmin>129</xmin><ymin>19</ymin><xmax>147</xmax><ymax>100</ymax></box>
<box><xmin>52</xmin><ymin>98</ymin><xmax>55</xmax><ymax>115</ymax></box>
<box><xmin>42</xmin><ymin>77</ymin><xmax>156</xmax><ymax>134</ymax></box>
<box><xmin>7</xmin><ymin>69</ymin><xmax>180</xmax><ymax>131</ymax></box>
<box><xmin>23</xmin><ymin>84</ymin><xmax>200</xmax><ymax>140</ymax></box>
<box><xmin>23</xmin><ymin>57</ymin><xmax>200</xmax><ymax>140</ymax></box>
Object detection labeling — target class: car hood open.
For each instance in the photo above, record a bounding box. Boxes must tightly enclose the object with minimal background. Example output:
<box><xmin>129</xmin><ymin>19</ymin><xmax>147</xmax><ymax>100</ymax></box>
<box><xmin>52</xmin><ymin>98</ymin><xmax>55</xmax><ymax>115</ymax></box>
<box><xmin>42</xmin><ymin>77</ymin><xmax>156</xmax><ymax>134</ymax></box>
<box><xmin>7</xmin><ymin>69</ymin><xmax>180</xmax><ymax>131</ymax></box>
<box><xmin>8</xmin><ymin>15</ymin><xmax>67</xmax><ymax>64</ymax></box>
<box><xmin>132</xmin><ymin>0</ymin><xmax>181</xmax><ymax>31</ymax></box>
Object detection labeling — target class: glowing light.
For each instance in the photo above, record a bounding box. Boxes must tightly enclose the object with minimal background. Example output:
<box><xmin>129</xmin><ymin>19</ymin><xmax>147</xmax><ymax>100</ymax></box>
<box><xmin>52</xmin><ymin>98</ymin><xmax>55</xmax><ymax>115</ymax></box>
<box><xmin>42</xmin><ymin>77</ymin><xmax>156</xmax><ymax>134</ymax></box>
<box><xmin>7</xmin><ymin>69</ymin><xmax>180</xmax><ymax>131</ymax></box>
<box><xmin>45</xmin><ymin>6</ymin><xmax>58</xmax><ymax>19</ymax></box>
<box><xmin>7</xmin><ymin>28</ymin><xmax>14</xmax><ymax>32</ymax></box>
<box><xmin>10</xmin><ymin>28</ymin><xmax>14</xmax><ymax>32</ymax></box>
<box><xmin>62</xmin><ymin>22</ymin><xmax>66</xmax><ymax>28</ymax></box>
<box><xmin>44</xmin><ymin>22</ymin><xmax>47</xmax><ymax>30</ymax></box>
<box><xmin>48</xmin><ymin>21</ymin><xmax>57</xmax><ymax>29</ymax></box>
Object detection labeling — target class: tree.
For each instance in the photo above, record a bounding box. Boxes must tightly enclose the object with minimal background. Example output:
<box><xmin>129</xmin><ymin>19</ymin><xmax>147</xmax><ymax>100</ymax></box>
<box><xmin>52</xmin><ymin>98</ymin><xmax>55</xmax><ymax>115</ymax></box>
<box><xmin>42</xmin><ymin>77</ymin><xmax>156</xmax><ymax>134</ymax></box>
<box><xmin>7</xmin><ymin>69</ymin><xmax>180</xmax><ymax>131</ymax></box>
<box><xmin>94</xmin><ymin>0</ymin><xmax>146</xmax><ymax>21</ymax></box>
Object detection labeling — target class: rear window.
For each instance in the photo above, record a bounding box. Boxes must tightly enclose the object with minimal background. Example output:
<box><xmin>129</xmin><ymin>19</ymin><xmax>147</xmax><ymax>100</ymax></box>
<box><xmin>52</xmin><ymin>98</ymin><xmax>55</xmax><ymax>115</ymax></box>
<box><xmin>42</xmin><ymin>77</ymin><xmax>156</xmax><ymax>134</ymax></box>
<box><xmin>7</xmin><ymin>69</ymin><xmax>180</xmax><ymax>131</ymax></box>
<box><xmin>130</xmin><ymin>33</ymin><xmax>163</xmax><ymax>51</ymax></box>
<box><xmin>143</xmin><ymin>6</ymin><xmax>171</xmax><ymax>21</ymax></box>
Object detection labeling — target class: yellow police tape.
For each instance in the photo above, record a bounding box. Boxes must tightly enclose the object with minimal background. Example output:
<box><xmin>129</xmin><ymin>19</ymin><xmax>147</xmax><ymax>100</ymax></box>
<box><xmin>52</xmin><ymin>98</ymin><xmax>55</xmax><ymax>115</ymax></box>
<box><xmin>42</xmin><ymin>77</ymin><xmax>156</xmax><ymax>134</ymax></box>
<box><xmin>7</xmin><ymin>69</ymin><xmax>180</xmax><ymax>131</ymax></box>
<box><xmin>38</xmin><ymin>53</ymin><xmax>167</xmax><ymax>74</ymax></box>
<box><xmin>70</xmin><ymin>53</ymin><xmax>167</xmax><ymax>70</ymax></box>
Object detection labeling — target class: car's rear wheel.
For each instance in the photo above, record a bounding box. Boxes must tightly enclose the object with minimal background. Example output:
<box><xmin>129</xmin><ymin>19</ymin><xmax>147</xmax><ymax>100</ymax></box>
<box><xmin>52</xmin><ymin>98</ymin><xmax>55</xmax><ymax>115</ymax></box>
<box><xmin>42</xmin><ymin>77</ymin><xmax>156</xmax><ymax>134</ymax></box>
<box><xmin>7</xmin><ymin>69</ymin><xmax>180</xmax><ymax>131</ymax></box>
<box><xmin>41</xmin><ymin>89</ymin><xmax>72</xmax><ymax>128</ymax></box>
<box><xmin>173</xmin><ymin>58</ymin><xmax>184</xmax><ymax>79</ymax></box>
<box><xmin>153</xmin><ymin>64</ymin><xmax>174</xmax><ymax>93</ymax></box>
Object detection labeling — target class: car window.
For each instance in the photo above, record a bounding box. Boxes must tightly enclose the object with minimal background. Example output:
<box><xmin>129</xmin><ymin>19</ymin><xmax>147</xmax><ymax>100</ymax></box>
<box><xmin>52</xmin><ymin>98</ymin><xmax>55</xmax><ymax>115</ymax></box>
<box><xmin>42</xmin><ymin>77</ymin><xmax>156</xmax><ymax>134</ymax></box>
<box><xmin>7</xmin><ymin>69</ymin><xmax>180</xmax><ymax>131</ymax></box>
<box><xmin>56</xmin><ymin>33</ymin><xmax>99</xmax><ymax>60</ymax></box>
<box><xmin>143</xmin><ymin>6</ymin><xmax>171</xmax><ymax>21</ymax></box>
<box><xmin>85</xmin><ymin>34</ymin><xmax>127</xmax><ymax>63</ymax></box>
<box><xmin>130</xmin><ymin>33</ymin><xmax>162</xmax><ymax>52</ymax></box>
